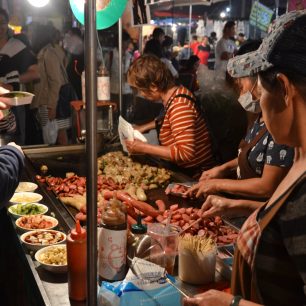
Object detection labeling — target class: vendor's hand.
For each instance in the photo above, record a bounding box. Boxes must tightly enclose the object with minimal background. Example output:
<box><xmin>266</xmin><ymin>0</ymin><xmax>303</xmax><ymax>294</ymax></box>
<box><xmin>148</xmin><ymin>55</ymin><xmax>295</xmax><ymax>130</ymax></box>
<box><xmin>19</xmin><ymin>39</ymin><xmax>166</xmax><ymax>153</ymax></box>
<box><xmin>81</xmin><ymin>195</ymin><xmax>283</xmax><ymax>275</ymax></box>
<box><xmin>200</xmin><ymin>195</ymin><xmax>233</xmax><ymax>219</ymax></box>
<box><xmin>0</xmin><ymin>98</ymin><xmax>10</xmax><ymax>110</ymax></box>
<box><xmin>199</xmin><ymin>166</ymin><xmax>225</xmax><ymax>181</ymax></box>
<box><xmin>125</xmin><ymin>139</ymin><xmax>146</xmax><ymax>154</ymax></box>
<box><xmin>7</xmin><ymin>142</ymin><xmax>24</xmax><ymax>156</ymax></box>
<box><xmin>185</xmin><ymin>179</ymin><xmax>219</xmax><ymax>198</ymax></box>
<box><xmin>184</xmin><ymin>290</ymin><xmax>233</xmax><ymax>306</ymax></box>
<box><xmin>48</xmin><ymin>107</ymin><xmax>56</xmax><ymax>120</ymax></box>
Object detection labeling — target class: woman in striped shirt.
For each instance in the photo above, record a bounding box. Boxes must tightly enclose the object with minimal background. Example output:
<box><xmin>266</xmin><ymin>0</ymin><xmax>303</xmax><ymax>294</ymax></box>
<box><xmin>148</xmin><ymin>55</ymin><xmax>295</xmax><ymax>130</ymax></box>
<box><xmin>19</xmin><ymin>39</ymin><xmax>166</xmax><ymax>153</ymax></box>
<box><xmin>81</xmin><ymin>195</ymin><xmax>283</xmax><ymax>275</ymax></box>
<box><xmin>125</xmin><ymin>54</ymin><xmax>215</xmax><ymax>176</ymax></box>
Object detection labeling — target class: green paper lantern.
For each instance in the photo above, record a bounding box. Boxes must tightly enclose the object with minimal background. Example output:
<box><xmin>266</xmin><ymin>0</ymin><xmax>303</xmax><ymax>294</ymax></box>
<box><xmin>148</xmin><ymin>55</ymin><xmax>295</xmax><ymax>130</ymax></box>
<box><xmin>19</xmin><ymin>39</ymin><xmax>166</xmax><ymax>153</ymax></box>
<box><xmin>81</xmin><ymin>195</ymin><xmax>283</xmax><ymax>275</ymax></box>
<box><xmin>69</xmin><ymin>0</ymin><xmax>128</xmax><ymax>30</ymax></box>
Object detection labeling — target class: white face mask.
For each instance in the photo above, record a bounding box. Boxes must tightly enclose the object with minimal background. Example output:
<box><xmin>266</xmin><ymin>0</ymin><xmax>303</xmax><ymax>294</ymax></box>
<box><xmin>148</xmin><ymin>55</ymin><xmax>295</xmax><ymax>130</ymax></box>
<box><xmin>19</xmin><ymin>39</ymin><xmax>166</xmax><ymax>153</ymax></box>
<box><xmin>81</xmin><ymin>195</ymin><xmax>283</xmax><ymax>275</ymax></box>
<box><xmin>238</xmin><ymin>91</ymin><xmax>261</xmax><ymax>113</ymax></box>
<box><xmin>238</xmin><ymin>80</ymin><xmax>261</xmax><ymax>113</ymax></box>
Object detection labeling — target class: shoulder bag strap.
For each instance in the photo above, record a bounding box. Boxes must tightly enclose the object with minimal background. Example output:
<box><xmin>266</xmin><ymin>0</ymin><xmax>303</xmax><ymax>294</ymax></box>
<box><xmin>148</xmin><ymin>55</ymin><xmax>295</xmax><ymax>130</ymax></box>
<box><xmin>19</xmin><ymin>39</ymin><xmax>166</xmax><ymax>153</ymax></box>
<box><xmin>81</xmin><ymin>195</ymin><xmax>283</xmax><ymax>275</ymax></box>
<box><xmin>259</xmin><ymin>171</ymin><xmax>306</xmax><ymax>231</ymax></box>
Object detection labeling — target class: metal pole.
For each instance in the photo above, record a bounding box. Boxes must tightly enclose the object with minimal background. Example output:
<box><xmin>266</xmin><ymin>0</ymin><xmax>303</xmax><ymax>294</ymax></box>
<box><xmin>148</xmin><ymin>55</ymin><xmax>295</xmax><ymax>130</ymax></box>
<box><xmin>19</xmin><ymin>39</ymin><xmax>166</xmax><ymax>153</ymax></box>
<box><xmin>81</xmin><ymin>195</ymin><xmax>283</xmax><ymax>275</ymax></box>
<box><xmin>275</xmin><ymin>0</ymin><xmax>279</xmax><ymax>18</ymax></box>
<box><xmin>188</xmin><ymin>2</ymin><xmax>192</xmax><ymax>58</ymax></box>
<box><xmin>118</xmin><ymin>18</ymin><xmax>123</xmax><ymax>116</ymax></box>
<box><xmin>84</xmin><ymin>0</ymin><xmax>97</xmax><ymax>305</ymax></box>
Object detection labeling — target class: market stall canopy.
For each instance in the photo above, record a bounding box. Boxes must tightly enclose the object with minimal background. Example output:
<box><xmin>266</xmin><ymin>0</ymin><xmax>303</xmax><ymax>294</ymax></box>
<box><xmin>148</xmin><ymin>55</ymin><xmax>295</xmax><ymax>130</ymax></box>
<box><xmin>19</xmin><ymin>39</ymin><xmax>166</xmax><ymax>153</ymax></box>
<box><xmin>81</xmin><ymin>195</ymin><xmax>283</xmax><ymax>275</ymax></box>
<box><xmin>147</xmin><ymin>0</ymin><xmax>227</xmax><ymax>6</ymax></box>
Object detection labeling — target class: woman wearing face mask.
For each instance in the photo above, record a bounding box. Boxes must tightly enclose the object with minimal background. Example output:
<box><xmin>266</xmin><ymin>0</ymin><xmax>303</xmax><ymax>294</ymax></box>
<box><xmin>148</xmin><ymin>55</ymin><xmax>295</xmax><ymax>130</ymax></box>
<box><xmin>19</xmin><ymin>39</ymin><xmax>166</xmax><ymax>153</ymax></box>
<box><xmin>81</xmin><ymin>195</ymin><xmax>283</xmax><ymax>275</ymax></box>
<box><xmin>187</xmin><ymin>40</ymin><xmax>294</xmax><ymax>201</ymax></box>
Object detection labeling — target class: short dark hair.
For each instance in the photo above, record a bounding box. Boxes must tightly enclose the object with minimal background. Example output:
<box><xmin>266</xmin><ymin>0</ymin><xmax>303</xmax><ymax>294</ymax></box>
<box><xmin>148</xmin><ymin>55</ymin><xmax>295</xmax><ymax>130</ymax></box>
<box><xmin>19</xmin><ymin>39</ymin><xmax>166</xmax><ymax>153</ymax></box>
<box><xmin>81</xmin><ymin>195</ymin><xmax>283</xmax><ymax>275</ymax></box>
<box><xmin>236</xmin><ymin>39</ymin><xmax>261</xmax><ymax>56</ymax></box>
<box><xmin>238</xmin><ymin>33</ymin><xmax>245</xmax><ymax>37</ymax></box>
<box><xmin>152</xmin><ymin>27</ymin><xmax>165</xmax><ymax>40</ymax></box>
<box><xmin>259</xmin><ymin>67</ymin><xmax>306</xmax><ymax>99</ymax></box>
<box><xmin>223</xmin><ymin>21</ymin><xmax>235</xmax><ymax>34</ymax></box>
<box><xmin>0</xmin><ymin>8</ymin><xmax>9</xmax><ymax>23</ymax></box>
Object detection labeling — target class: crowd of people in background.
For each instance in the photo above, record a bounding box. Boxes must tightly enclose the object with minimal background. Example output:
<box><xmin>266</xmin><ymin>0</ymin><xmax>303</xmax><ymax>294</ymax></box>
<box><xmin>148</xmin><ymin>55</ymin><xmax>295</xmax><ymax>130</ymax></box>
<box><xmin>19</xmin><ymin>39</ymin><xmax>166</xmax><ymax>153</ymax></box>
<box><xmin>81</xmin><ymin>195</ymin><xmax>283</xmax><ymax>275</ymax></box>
<box><xmin>0</xmin><ymin>6</ymin><xmax>251</xmax><ymax>149</ymax></box>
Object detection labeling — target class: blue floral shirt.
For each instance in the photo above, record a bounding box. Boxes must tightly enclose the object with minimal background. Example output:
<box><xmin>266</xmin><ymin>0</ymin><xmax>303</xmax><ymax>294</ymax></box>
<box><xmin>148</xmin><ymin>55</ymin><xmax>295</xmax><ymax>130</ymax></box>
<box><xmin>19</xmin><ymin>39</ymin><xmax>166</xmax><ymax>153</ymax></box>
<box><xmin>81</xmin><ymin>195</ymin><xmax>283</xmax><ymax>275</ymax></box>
<box><xmin>239</xmin><ymin>118</ymin><xmax>294</xmax><ymax>177</ymax></box>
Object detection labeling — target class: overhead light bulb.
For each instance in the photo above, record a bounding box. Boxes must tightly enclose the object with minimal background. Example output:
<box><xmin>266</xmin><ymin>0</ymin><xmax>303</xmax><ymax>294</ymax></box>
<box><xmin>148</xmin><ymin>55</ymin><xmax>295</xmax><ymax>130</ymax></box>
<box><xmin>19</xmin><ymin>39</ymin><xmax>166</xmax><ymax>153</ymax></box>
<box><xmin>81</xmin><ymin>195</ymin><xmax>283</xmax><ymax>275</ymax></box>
<box><xmin>226</xmin><ymin>7</ymin><xmax>231</xmax><ymax>12</ymax></box>
<box><xmin>220</xmin><ymin>12</ymin><xmax>226</xmax><ymax>18</ymax></box>
<box><xmin>27</xmin><ymin>0</ymin><xmax>49</xmax><ymax>8</ymax></box>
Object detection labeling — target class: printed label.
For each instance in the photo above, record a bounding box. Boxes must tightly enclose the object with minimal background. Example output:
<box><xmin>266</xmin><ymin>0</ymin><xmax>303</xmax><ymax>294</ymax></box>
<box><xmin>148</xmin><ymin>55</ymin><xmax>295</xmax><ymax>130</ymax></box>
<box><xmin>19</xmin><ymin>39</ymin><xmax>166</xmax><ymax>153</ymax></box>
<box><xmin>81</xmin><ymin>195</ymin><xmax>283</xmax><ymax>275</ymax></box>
<box><xmin>98</xmin><ymin>228</ymin><xmax>127</xmax><ymax>280</ymax></box>
<box><xmin>97</xmin><ymin>76</ymin><xmax>110</xmax><ymax>101</ymax></box>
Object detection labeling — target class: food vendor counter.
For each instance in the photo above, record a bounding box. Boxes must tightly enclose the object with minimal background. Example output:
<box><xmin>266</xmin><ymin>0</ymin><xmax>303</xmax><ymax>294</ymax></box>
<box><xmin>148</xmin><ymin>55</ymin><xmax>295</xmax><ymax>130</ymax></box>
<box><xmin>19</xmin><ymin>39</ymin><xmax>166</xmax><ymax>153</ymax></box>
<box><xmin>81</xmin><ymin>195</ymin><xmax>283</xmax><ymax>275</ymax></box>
<box><xmin>3</xmin><ymin>144</ymin><xmax>234</xmax><ymax>306</ymax></box>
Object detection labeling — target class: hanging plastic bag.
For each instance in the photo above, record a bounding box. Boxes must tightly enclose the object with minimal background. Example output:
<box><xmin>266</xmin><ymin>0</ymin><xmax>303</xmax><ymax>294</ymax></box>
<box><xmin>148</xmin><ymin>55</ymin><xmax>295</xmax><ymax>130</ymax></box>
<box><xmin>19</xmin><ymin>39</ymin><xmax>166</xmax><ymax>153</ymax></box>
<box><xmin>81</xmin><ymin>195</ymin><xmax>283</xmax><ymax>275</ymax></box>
<box><xmin>42</xmin><ymin>119</ymin><xmax>58</xmax><ymax>145</ymax></box>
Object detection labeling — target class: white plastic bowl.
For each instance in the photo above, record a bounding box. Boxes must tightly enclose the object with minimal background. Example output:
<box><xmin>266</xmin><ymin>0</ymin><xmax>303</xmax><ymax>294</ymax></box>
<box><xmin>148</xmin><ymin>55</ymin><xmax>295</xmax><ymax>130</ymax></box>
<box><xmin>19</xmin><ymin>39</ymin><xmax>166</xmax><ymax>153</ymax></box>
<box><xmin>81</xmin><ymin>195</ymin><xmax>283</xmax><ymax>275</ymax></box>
<box><xmin>15</xmin><ymin>215</ymin><xmax>58</xmax><ymax>233</ymax></box>
<box><xmin>15</xmin><ymin>182</ymin><xmax>38</xmax><ymax>193</ymax></box>
<box><xmin>35</xmin><ymin>245</ymin><xmax>67</xmax><ymax>273</ymax></box>
<box><xmin>20</xmin><ymin>230</ymin><xmax>66</xmax><ymax>252</ymax></box>
<box><xmin>8</xmin><ymin>203</ymin><xmax>48</xmax><ymax>219</ymax></box>
<box><xmin>9</xmin><ymin>192</ymin><xmax>43</xmax><ymax>204</ymax></box>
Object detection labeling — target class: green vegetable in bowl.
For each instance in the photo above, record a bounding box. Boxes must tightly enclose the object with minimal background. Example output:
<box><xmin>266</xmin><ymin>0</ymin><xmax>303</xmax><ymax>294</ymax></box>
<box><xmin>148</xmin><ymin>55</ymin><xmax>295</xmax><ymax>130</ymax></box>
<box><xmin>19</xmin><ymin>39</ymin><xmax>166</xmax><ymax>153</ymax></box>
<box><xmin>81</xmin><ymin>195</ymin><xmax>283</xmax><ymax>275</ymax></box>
<box><xmin>10</xmin><ymin>203</ymin><xmax>46</xmax><ymax>215</ymax></box>
<box><xmin>1</xmin><ymin>92</ymin><xmax>28</xmax><ymax>98</ymax></box>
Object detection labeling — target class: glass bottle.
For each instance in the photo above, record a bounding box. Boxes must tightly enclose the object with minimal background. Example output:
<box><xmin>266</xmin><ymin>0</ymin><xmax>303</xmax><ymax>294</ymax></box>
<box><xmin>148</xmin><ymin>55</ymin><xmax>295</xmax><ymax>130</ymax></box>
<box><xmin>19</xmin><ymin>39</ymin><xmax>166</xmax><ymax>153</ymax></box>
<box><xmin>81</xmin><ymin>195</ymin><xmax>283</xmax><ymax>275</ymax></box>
<box><xmin>97</xmin><ymin>65</ymin><xmax>110</xmax><ymax>101</ymax></box>
<box><xmin>98</xmin><ymin>196</ymin><xmax>127</xmax><ymax>283</ymax></box>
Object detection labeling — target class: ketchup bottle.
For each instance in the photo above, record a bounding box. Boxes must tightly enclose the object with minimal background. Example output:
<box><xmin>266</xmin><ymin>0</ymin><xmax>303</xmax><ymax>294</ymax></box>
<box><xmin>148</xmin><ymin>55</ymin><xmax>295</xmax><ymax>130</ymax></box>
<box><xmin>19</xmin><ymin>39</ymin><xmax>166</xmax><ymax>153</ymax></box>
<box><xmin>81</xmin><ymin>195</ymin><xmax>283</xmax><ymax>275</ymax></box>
<box><xmin>67</xmin><ymin>220</ymin><xmax>87</xmax><ymax>301</ymax></box>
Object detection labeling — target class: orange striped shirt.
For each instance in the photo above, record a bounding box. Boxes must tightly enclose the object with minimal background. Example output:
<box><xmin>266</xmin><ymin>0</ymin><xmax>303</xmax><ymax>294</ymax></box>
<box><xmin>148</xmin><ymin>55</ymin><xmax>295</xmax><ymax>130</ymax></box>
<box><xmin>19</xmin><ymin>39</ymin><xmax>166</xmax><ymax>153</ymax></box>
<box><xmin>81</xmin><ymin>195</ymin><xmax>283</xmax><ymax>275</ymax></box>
<box><xmin>159</xmin><ymin>86</ymin><xmax>215</xmax><ymax>170</ymax></box>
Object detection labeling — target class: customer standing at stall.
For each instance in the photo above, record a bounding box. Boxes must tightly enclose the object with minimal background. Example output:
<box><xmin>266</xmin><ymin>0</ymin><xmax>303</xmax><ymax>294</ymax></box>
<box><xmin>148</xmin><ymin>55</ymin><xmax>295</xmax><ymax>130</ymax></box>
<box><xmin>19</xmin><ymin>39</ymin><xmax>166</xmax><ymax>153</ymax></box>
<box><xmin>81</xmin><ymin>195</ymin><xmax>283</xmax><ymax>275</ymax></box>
<box><xmin>187</xmin><ymin>40</ymin><xmax>294</xmax><ymax>201</ymax></box>
<box><xmin>125</xmin><ymin>54</ymin><xmax>215</xmax><ymax>176</ymax></box>
<box><xmin>0</xmin><ymin>8</ymin><xmax>39</xmax><ymax>144</ymax></box>
<box><xmin>31</xmin><ymin>24</ymin><xmax>70</xmax><ymax>145</ymax></box>
<box><xmin>184</xmin><ymin>10</ymin><xmax>306</xmax><ymax>306</ymax></box>
<box><xmin>214</xmin><ymin>21</ymin><xmax>237</xmax><ymax>80</ymax></box>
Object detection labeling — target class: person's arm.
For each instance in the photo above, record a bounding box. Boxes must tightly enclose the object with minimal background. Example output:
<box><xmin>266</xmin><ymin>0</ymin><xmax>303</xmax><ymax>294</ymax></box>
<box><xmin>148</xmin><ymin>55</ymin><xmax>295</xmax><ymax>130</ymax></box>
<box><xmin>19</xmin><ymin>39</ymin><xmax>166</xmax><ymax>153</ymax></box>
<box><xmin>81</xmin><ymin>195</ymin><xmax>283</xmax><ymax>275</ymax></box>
<box><xmin>200</xmin><ymin>195</ymin><xmax>264</xmax><ymax>219</ymax></box>
<box><xmin>19</xmin><ymin>64</ymin><xmax>40</xmax><ymax>84</ymax></box>
<box><xmin>189</xmin><ymin>164</ymin><xmax>289</xmax><ymax>199</ymax></box>
<box><xmin>45</xmin><ymin>49</ymin><xmax>64</xmax><ymax>119</ymax></box>
<box><xmin>0</xmin><ymin>143</ymin><xmax>24</xmax><ymax>205</ymax></box>
<box><xmin>125</xmin><ymin>139</ymin><xmax>172</xmax><ymax>160</ymax></box>
<box><xmin>183</xmin><ymin>289</ymin><xmax>262</xmax><ymax>306</ymax></box>
<box><xmin>199</xmin><ymin>158</ymin><xmax>238</xmax><ymax>181</ymax></box>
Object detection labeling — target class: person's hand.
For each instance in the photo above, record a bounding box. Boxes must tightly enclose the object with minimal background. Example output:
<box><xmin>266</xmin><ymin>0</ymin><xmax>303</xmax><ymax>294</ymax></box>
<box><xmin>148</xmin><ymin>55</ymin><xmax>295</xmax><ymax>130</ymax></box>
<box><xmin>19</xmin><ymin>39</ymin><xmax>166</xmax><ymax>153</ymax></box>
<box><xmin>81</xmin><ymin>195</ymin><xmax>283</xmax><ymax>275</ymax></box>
<box><xmin>48</xmin><ymin>107</ymin><xmax>56</xmax><ymax>120</ymax></box>
<box><xmin>183</xmin><ymin>290</ymin><xmax>233</xmax><ymax>306</ymax></box>
<box><xmin>0</xmin><ymin>98</ymin><xmax>10</xmax><ymax>110</ymax></box>
<box><xmin>200</xmin><ymin>195</ymin><xmax>234</xmax><ymax>218</ymax></box>
<box><xmin>125</xmin><ymin>139</ymin><xmax>146</xmax><ymax>154</ymax></box>
<box><xmin>7</xmin><ymin>142</ymin><xmax>24</xmax><ymax>156</ymax></box>
<box><xmin>199</xmin><ymin>166</ymin><xmax>226</xmax><ymax>181</ymax></box>
<box><xmin>185</xmin><ymin>179</ymin><xmax>220</xmax><ymax>198</ymax></box>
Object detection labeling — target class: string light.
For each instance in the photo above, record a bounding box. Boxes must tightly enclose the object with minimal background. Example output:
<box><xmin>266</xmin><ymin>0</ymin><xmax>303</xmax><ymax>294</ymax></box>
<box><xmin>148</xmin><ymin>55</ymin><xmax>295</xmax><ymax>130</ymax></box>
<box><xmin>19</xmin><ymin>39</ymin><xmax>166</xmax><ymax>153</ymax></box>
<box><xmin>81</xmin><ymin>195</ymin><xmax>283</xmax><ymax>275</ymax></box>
<box><xmin>27</xmin><ymin>0</ymin><xmax>49</xmax><ymax>8</ymax></box>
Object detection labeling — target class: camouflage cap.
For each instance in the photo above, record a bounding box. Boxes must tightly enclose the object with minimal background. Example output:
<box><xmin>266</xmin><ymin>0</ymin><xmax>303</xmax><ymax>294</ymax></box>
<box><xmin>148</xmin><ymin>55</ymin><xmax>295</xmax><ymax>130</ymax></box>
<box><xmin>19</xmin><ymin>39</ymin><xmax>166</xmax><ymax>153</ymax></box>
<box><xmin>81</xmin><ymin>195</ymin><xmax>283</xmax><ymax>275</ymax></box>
<box><xmin>227</xmin><ymin>10</ymin><xmax>306</xmax><ymax>78</ymax></box>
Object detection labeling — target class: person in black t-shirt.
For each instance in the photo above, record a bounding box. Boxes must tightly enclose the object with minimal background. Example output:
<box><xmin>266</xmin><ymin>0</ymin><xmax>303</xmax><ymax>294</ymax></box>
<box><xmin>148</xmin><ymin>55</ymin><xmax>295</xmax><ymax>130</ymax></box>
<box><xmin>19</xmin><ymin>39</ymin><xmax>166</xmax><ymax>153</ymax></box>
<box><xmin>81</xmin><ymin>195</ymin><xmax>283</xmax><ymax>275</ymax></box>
<box><xmin>0</xmin><ymin>8</ymin><xmax>39</xmax><ymax>144</ymax></box>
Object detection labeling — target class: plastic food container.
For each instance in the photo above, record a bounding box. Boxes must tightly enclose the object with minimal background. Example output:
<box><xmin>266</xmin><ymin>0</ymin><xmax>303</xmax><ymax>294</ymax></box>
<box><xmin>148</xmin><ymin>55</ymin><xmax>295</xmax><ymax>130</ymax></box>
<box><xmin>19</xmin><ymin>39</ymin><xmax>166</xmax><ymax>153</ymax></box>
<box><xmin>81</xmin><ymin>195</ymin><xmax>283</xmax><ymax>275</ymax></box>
<box><xmin>0</xmin><ymin>91</ymin><xmax>34</xmax><ymax>106</ymax></box>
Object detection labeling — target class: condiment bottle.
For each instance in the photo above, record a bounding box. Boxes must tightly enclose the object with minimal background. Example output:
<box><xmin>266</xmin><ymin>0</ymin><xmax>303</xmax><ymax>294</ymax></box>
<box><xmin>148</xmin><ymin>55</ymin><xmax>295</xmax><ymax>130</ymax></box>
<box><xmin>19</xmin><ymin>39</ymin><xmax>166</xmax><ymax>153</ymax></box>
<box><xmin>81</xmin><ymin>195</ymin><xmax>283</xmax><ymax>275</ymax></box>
<box><xmin>67</xmin><ymin>220</ymin><xmax>87</xmax><ymax>301</ymax></box>
<box><xmin>97</xmin><ymin>65</ymin><xmax>110</xmax><ymax>101</ymax></box>
<box><xmin>98</xmin><ymin>196</ymin><xmax>127</xmax><ymax>283</ymax></box>
<box><xmin>127</xmin><ymin>215</ymin><xmax>148</xmax><ymax>266</ymax></box>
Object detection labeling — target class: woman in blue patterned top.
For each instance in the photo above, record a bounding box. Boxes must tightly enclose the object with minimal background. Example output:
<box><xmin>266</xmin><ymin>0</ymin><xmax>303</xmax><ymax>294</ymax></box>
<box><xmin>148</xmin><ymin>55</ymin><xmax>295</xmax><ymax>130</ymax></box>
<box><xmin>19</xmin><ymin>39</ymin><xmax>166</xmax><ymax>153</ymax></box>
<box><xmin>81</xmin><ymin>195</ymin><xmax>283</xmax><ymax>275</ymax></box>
<box><xmin>187</xmin><ymin>40</ymin><xmax>294</xmax><ymax>203</ymax></box>
<box><xmin>184</xmin><ymin>10</ymin><xmax>306</xmax><ymax>306</ymax></box>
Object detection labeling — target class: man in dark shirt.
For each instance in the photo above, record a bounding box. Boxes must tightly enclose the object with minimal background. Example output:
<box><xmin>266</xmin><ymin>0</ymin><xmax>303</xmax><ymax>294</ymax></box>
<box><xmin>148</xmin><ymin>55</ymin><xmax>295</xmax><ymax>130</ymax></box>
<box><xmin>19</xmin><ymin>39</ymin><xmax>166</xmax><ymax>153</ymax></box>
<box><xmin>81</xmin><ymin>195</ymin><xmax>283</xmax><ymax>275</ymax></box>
<box><xmin>0</xmin><ymin>8</ymin><xmax>39</xmax><ymax>144</ymax></box>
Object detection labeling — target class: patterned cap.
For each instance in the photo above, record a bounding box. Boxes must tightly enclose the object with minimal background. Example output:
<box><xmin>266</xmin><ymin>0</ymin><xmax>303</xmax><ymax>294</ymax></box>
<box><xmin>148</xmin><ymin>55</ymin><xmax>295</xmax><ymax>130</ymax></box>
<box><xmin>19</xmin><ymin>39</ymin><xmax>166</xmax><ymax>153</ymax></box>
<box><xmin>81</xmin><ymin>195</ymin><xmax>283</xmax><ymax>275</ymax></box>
<box><xmin>228</xmin><ymin>10</ymin><xmax>306</xmax><ymax>78</ymax></box>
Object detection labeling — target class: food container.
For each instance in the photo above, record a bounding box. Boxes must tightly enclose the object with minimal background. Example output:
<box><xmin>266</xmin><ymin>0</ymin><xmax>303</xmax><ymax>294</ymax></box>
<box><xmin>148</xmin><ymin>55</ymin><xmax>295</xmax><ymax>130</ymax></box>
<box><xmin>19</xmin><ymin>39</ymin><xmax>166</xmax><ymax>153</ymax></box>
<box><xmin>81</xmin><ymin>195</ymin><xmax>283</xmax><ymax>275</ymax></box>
<box><xmin>35</xmin><ymin>244</ymin><xmax>67</xmax><ymax>273</ymax></box>
<box><xmin>20</xmin><ymin>229</ymin><xmax>66</xmax><ymax>252</ymax></box>
<box><xmin>15</xmin><ymin>215</ymin><xmax>58</xmax><ymax>233</ymax></box>
<box><xmin>15</xmin><ymin>182</ymin><xmax>38</xmax><ymax>193</ymax></box>
<box><xmin>178</xmin><ymin>235</ymin><xmax>217</xmax><ymax>285</ymax></box>
<box><xmin>0</xmin><ymin>91</ymin><xmax>34</xmax><ymax>106</ymax></box>
<box><xmin>9</xmin><ymin>192</ymin><xmax>43</xmax><ymax>204</ymax></box>
<box><xmin>8</xmin><ymin>203</ymin><xmax>48</xmax><ymax>219</ymax></box>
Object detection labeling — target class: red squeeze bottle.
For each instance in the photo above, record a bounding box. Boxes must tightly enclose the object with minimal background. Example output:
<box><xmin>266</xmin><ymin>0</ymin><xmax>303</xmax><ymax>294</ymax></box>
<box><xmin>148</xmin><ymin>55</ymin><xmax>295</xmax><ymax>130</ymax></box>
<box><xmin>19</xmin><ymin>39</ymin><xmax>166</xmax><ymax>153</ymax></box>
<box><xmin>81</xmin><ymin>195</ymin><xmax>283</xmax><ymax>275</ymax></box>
<box><xmin>67</xmin><ymin>220</ymin><xmax>87</xmax><ymax>301</ymax></box>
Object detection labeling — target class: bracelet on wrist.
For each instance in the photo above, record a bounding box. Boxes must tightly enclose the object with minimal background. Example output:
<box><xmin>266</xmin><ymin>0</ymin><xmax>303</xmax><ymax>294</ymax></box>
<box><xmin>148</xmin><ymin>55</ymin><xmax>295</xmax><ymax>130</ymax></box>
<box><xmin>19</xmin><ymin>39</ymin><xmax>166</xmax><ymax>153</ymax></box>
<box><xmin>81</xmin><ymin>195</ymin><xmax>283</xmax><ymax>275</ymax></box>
<box><xmin>230</xmin><ymin>295</ymin><xmax>242</xmax><ymax>306</ymax></box>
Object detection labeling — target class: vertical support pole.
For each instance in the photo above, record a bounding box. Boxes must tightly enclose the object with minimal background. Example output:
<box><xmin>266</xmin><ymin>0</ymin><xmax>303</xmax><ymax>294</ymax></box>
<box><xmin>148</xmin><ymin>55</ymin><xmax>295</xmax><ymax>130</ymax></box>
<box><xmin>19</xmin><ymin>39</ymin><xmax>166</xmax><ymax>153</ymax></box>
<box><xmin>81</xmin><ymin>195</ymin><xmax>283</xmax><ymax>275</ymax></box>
<box><xmin>84</xmin><ymin>0</ymin><xmax>97</xmax><ymax>305</ymax></box>
<box><xmin>118</xmin><ymin>18</ymin><xmax>123</xmax><ymax>116</ymax></box>
<box><xmin>188</xmin><ymin>2</ymin><xmax>192</xmax><ymax>58</ymax></box>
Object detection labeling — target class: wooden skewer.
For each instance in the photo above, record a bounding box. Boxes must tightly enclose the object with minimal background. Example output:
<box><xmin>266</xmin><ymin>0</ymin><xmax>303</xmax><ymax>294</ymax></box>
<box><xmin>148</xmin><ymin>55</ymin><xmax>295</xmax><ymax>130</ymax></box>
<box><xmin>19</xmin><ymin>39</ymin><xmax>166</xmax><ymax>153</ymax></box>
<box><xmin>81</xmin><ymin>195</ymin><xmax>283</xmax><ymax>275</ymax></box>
<box><xmin>179</xmin><ymin>217</ymin><xmax>202</xmax><ymax>235</ymax></box>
